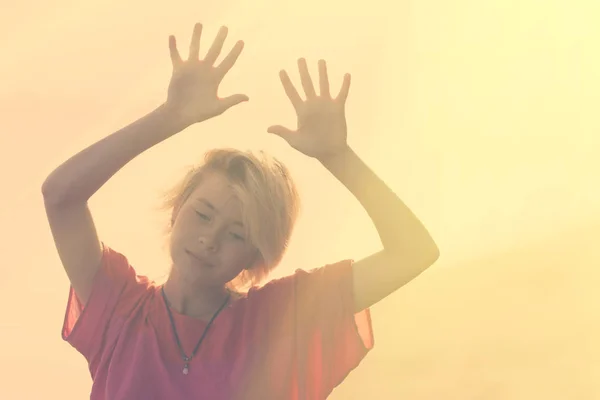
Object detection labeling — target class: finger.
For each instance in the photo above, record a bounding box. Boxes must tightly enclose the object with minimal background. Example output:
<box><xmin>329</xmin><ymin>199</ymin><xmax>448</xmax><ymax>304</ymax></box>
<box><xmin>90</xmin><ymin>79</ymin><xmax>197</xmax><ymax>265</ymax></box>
<box><xmin>298</xmin><ymin>58</ymin><xmax>317</xmax><ymax>99</ymax></box>
<box><xmin>267</xmin><ymin>125</ymin><xmax>296</xmax><ymax>143</ymax></box>
<box><xmin>318</xmin><ymin>59</ymin><xmax>330</xmax><ymax>98</ymax></box>
<box><xmin>216</xmin><ymin>40</ymin><xmax>244</xmax><ymax>77</ymax></box>
<box><xmin>204</xmin><ymin>26</ymin><xmax>228</xmax><ymax>65</ymax></box>
<box><xmin>336</xmin><ymin>73</ymin><xmax>352</xmax><ymax>104</ymax></box>
<box><xmin>189</xmin><ymin>23</ymin><xmax>202</xmax><ymax>60</ymax></box>
<box><xmin>279</xmin><ymin>70</ymin><xmax>303</xmax><ymax>111</ymax></box>
<box><xmin>169</xmin><ymin>35</ymin><xmax>183</xmax><ymax>67</ymax></box>
<box><xmin>219</xmin><ymin>93</ymin><xmax>249</xmax><ymax>112</ymax></box>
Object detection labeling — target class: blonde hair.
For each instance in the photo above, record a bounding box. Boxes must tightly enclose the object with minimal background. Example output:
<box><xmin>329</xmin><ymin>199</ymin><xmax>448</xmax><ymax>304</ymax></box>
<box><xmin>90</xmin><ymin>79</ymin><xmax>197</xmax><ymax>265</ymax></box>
<box><xmin>158</xmin><ymin>148</ymin><xmax>300</xmax><ymax>291</ymax></box>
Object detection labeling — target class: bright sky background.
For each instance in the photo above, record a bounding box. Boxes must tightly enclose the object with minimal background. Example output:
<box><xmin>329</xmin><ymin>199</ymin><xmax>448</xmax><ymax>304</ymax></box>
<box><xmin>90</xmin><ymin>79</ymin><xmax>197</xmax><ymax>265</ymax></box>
<box><xmin>2</xmin><ymin>0</ymin><xmax>600</xmax><ymax>398</ymax></box>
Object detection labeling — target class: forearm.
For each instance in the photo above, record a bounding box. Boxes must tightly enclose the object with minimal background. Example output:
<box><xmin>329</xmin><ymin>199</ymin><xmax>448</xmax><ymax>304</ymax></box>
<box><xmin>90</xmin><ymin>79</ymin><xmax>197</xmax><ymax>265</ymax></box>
<box><xmin>42</xmin><ymin>103</ymin><xmax>187</xmax><ymax>205</ymax></box>
<box><xmin>319</xmin><ymin>146</ymin><xmax>439</xmax><ymax>258</ymax></box>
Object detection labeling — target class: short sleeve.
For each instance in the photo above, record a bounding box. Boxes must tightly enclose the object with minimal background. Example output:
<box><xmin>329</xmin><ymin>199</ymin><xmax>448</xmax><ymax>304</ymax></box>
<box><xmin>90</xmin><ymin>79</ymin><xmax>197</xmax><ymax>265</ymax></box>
<box><xmin>61</xmin><ymin>242</ymin><xmax>150</xmax><ymax>372</ymax></box>
<box><xmin>246</xmin><ymin>260</ymin><xmax>374</xmax><ymax>398</ymax></box>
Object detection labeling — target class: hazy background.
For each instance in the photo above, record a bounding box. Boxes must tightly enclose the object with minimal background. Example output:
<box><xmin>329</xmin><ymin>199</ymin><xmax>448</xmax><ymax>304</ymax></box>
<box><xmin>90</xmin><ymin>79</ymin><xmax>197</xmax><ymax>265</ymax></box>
<box><xmin>1</xmin><ymin>0</ymin><xmax>600</xmax><ymax>398</ymax></box>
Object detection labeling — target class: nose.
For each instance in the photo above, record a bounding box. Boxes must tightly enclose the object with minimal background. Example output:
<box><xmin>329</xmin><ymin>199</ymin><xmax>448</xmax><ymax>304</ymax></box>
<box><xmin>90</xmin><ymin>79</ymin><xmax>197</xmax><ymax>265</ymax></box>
<box><xmin>198</xmin><ymin>234</ymin><xmax>219</xmax><ymax>252</ymax></box>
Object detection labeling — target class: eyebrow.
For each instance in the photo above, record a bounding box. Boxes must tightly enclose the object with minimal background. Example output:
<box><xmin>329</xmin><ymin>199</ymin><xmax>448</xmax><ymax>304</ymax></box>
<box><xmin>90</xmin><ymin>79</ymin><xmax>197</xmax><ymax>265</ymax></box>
<box><xmin>196</xmin><ymin>198</ymin><xmax>244</xmax><ymax>227</ymax></box>
<box><xmin>197</xmin><ymin>198</ymin><xmax>216</xmax><ymax>210</ymax></box>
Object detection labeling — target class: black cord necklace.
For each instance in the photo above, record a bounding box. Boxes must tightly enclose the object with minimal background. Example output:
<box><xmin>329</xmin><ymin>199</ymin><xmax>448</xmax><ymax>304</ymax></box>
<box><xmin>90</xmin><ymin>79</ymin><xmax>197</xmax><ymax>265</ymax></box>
<box><xmin>161</xmin><ymin>286</ymin><xmax>231</xmax><ymax>375</ymax></box>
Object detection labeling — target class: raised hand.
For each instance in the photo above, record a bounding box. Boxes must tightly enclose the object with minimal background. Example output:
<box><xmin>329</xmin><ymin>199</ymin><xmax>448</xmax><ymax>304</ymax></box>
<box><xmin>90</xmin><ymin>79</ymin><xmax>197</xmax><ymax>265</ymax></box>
<box><xmin>268</xmin><ymin>58</ymin><xmax>351</xmax><ymax>160</ymax></box>
<box><xmin>166</xmin><ymin>23</ymin><xmax>248</xmax><ymax>126</ymax></box>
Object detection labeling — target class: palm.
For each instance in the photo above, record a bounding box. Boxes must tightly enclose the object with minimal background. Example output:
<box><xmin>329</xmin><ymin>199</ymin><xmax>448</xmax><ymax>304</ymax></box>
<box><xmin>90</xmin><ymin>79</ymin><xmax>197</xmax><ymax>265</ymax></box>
<box><xmin>268</xmin><ymin>59</ymin><xmax>351</xmax><ymax>160</ymax></box>
<box><xmin>166</xmin><ymin>24</ymin><xmax>248</xmax><ymax>126</ymax></box>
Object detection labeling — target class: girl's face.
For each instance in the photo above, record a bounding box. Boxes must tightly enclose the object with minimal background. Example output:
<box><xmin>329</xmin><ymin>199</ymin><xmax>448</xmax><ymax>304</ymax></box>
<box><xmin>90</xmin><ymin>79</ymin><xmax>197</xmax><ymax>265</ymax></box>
<box><xmin>169</xmin><ymin>170</ymin><xmax>259</xmax><ymax>288</ymax></box>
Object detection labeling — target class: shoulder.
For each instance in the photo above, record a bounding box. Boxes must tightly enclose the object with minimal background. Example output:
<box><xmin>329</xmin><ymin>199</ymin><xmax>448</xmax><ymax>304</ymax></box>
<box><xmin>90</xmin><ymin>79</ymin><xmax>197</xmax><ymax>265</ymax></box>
<box><xmin>242</xmin><ymin>260</ymin><xmax>354</xmax><ymax>318</ymax></box>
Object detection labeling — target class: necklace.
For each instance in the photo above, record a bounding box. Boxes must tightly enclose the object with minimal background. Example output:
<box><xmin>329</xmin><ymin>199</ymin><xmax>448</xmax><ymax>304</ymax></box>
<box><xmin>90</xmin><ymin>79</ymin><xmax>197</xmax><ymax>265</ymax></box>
<box><xmin>161</xmin><ymin>287</ymin><xmax>231</xmax><ymax>375</ymax></box>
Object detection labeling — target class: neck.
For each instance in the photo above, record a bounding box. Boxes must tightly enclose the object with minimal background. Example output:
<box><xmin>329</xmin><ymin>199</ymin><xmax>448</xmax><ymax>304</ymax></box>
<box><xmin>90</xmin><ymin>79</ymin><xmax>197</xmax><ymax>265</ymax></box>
<box><xmin>162</xmin><ymin>271</ymin><xmax>231</xmax><ymax>319</ymax></box>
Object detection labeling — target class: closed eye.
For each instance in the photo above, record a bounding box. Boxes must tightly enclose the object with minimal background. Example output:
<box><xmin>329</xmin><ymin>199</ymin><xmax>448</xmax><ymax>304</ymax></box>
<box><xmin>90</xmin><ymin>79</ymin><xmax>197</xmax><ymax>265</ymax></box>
<box><xmin>196</xmin><ymin>211</ymin><xmax>210</xmax><ymax>221</ymax></box>
<box><xmin>230</xmin><ymin>232</ymin><xmax>245</xmax><ymax>241</ymax></box>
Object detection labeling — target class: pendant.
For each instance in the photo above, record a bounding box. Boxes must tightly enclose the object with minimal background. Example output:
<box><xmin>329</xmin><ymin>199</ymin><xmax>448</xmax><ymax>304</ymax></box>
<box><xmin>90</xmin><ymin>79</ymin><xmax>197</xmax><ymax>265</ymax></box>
<box><xmin>183</xmin><ymin>364</ymin><xmax>189</xmax><ymax>375</ymax></box>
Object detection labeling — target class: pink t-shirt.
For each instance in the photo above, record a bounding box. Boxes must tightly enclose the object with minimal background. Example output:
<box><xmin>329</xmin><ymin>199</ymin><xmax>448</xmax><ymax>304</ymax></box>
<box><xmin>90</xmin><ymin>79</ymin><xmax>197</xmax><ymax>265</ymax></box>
<box><xmin>63</xmin><ymin>243</ymin><xmax>374</xmax><ymax>399</ymax></box>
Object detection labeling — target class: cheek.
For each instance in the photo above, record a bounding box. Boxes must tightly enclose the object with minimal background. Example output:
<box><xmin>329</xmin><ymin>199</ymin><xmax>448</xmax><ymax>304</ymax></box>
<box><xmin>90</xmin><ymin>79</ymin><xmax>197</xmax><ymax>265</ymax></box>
<box><xmin>172</xmin><ymin>215</ymin><xmax>197</xmax><ymax>240</ymax></box>
<box><xmin>169</xmin><ymin>225</ymin><xmax>182</xmax><ymax>246</ymax></box>
<box><xmin>219</xmin><ymin>242</ymin><xmax>256</xmax><ymax>266</ymax></box>
<box><xmin>169</xmin><ymin>223</ymin><xmax>192</xmax><ymax>256</ymax></box>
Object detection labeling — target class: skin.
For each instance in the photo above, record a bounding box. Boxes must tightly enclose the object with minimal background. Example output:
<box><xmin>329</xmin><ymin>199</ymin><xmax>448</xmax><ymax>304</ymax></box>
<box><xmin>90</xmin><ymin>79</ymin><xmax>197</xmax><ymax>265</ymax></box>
<box><xmin>164</xmin><ymin>21</ymin><xmax>440</xmax><ymax>320</ymax></box>
<box><xmin>163</xmin><ymin>170</ymin><xmax>260</xmax><ymax>319</ymax></box>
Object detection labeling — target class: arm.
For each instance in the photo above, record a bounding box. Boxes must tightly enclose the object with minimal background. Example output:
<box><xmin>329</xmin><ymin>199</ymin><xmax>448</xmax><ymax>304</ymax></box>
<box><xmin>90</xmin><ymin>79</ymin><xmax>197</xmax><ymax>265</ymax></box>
<box><xmin>269</xmin><ymin>58</ymin><xmax>439</xmax><ymax>313</ymax></box>
<box><xmin>42</xmin><ymin>23</ymin><xmax>248</xmax><ymax>305</ymax></box>
<box><xmin>42</xmin><ymin>105</ymin><xmax>186</xmax><ymax>306</ymax></box>
<box><xmin>41</xmin><ymin>105</ymin><xmax>185</xmax><ymax>205</ymax></box>
<box><xmin>42</xmin><ymin>24</ymin><xmax>248</xmax><ymax>205</ymax></box>
<box><xmin>320</xmin><ymin>146</ymin><xmax>439</xmax><ymax>312</ymax></box>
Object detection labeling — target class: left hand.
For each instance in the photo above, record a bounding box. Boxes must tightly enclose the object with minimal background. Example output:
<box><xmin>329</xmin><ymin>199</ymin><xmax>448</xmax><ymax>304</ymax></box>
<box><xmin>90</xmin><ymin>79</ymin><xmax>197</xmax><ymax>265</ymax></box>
<box><xmin>268</xmin><ymin>58</ymin><xmax>351</xmax><ymax>160</ymax></box>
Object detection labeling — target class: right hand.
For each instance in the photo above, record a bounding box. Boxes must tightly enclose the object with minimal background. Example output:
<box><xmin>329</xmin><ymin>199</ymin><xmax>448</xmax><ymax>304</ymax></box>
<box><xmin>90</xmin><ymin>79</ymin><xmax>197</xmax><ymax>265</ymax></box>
<box><xmin>165</xmin><ymin>23</ymin><xmax>248</xmax><ymax>126</ymax></box>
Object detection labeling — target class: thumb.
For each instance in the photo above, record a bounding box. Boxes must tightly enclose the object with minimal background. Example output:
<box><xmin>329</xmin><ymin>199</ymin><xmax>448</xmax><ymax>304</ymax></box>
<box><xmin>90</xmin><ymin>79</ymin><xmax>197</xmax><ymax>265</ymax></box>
<box><xmin>267</xmin><ymin>125</ymin><xmax>296</xmax><ymax>143</ymax></box>
<box><xmin>219</xmin><ymin>94</ymin><xmax>249</xmax><ymax>111</ymax></box>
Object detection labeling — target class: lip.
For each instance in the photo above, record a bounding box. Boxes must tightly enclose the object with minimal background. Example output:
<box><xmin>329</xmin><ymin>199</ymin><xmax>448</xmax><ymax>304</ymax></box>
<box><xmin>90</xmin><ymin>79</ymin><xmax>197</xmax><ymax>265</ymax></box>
<box><xmin>185</xmin><ymin>249</ymin><xmax>215</xmax><ymax>267</ymax></box>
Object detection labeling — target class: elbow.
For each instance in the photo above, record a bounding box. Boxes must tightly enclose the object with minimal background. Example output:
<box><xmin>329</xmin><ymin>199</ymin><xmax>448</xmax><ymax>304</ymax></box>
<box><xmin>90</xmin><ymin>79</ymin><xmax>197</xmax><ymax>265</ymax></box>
<box><xmin>424</xmin><ymin>240</ymin><xmax>440</xmax><ymax>265</ymax></box>
<box><xmin>41</xmin><ymin>178</ymin><xmax>68</xmax><ymax>207</ymax></box>
<box><xmin>41</xmin><ymin>180</ymin><xmax>57</xmax><ymax>204</ymax></box>
<box><xmin>414</xmin><ymin>245</ymin><xmax>439</xmax><ymax>267</ymax></box>
<box><xmin>430</xmin><ymin>247</ymin><xmax>440</xmax><ymax>265</ymax></box>
<box><xmin>420</xmin><ymin>233</ymin><xmax>440</xmax><ymax>264</ymax></box>
<box><xmin>429</xmin><ymin>242</ymin><xmax>441</xmax><ymax>262</ymax></box>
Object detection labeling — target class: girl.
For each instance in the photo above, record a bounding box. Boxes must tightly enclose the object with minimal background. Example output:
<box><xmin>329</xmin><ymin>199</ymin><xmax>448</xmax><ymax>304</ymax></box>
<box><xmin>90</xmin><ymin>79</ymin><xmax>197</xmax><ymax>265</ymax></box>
<box><xmin>43</xmin><ymin>22</ymin><xmax>439</xmax><ymax>400</ymax></box>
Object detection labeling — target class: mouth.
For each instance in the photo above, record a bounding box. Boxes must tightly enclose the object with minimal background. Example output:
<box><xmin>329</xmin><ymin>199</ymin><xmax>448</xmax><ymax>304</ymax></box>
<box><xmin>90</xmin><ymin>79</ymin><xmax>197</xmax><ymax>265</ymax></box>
<box><xmin>185</xmin><ymin>249</ymin><xmax>215</xmax><ymax>268</ymax></box>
